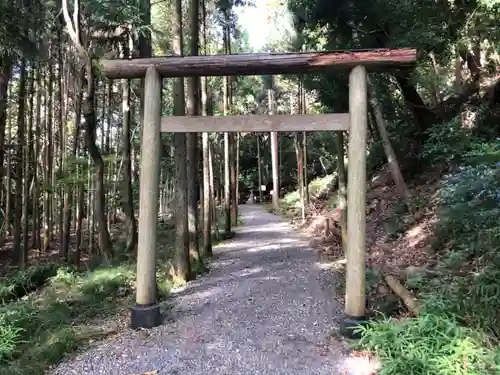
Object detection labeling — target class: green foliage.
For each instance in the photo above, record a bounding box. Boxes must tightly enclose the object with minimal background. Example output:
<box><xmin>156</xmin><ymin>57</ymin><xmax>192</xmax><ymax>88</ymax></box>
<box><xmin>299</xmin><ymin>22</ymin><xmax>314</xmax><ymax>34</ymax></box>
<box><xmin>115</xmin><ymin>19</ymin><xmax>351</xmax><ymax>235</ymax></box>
<box><xmin>424</xmin><ymin>256</ymin><xmax>500</xmax><ymax>340</ymax></box>
<box><xmin>0</xmin><ymin>265</ymin><xmax>136</xmax><ymax>374</ymax></box>
<box><xmin>0</xmin><ymin>263</ymin><xmax>60</xmax><ymax>304</ymax></box>
<box><xmin>0</xmin><ymin>314</ymin><xmax>23</xmax><ymax>364</ymax></box>
<box><xmin>357</xmin><ymin>314</ymin><xmax>500</xmax><ymax>375</ymax></box>
<box><xmin>278</xmin><ymin>174</ymin><xmax>336</xmax><ymax>208</ymax></box>
<box><xmin>359</xmin><ymin>113</ymin><xmax>500</xmax><ymax>372</ymax></box>
<box><xmin>433</xmin><ymin>165</ymin><xmax>500</xmax><ymax>252</ymax></box>
<box><xmin>0</xmin><ymin>209</ymin><xmax>229</xmax><ymax>374</ymax></box>
<box><xmin>0</xmin><ymin>259</ymin><xmax>178</xmax><ymax>375</ymax></box>
<box><xmin>282</xmin><ymin>190</ymin><xmax>299</xmax><ymax>205</ymax></box>
<box><xmin>308</xmin><ymin>174</ymin><xmax>336</xmax><ymax>197</ymax></box>
<box><xmin>421</xmin><ymin>118</ymin><xmax>475</xmax><ymax>165</ymax></box>
<box><xmin>428</xmin><ymin>157</ymin><xmax>500</xmax><ymax>338</ymax></box>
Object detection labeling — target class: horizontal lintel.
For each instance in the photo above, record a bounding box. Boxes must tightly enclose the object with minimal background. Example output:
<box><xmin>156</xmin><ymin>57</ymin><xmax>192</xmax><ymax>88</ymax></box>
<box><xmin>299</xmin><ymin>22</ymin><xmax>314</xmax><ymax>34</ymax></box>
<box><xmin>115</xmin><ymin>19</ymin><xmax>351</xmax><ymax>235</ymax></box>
<box><xmin>103</xmin><ymin>48</ymin><xmax>417</xmax><ymax>79</ymax></box>
<box><xmin>160</xmin><ymin>114</ymin><xmax>350</xmax><ymax>133</ymax></box>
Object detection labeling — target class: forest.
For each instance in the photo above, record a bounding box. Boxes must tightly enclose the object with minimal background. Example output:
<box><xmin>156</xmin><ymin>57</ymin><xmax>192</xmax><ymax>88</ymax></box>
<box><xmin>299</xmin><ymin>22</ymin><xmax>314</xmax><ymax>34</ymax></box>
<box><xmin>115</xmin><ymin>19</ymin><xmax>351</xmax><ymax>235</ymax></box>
<box><xmin>0</xmin><ymin>0</ymin><xmax>500</xmax><ymax>373</ymax></box>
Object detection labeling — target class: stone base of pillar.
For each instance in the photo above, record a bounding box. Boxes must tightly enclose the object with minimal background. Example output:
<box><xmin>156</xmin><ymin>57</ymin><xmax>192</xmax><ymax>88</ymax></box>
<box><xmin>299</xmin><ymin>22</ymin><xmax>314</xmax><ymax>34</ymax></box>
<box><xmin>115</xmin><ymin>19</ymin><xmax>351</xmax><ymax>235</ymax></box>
<box><xmin>339</xmin><ymin>314</ymin><xmax>369</xmax><ymax>339</ymax></box>
<box><xmin>130</xmin><ymin>303</ymin><xmax>161</xmax><ymax>329</ymax></box>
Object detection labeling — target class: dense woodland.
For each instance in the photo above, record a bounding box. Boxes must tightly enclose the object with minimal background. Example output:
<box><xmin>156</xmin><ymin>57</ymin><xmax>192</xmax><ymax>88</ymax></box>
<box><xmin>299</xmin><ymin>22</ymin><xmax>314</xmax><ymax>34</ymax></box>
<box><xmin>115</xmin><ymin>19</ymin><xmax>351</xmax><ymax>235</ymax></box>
<box><xmin>0</xmin><ymin>0</ymin><xmax>500</xmax><ymax>373</ymax></box>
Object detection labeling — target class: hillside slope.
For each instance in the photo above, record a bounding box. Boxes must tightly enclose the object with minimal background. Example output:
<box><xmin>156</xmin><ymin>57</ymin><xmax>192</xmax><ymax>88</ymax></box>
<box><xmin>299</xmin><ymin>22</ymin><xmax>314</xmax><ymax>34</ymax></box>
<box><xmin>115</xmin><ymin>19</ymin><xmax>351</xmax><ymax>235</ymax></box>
<box><xmin>274</xmin><ymin>120</ymin><xmax>500</xmax><ymax>374</ymax></box>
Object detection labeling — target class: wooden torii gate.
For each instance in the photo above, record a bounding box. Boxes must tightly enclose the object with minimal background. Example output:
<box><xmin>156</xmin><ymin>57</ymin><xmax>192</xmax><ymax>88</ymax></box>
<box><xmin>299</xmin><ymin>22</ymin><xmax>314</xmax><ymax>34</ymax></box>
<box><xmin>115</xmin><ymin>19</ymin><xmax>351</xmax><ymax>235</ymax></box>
<box><xmin>102</xmin><ymin>48</ymin><xmax>417</xmax><ymax>337</ymax></box>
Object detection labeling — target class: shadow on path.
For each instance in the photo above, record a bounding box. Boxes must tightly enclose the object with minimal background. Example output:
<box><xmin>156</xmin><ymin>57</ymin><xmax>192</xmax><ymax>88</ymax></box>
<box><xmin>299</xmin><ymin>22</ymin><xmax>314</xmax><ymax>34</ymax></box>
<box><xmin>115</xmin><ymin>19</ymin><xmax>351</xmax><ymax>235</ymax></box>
<box><xmin>52</xmin><ymin>204</ymin><xmax>377</xmax><ymax>375</ymax></box>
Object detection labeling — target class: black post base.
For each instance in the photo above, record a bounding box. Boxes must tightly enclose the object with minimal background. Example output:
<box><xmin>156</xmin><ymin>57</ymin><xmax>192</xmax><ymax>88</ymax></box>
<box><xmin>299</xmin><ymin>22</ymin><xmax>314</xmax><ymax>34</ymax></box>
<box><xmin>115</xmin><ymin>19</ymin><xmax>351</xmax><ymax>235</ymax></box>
<box><xmin>130</xmin><ymin>303</ymin><xmax>161</xmax><ymax>329</ymax></box>
<box><xmin>339</xmin><ymin>314</ymin><xmax>369</xmax><ymax>339</ymax></box>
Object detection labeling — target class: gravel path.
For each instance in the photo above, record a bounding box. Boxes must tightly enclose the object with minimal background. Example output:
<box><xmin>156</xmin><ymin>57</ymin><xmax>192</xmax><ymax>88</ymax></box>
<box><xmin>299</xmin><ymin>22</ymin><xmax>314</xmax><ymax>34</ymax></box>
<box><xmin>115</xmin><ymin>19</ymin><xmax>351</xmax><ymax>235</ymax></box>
<box><xmin>52</xmin><ymin>204</ymin><xmax>374</xmax><ymax>375</ymax></box>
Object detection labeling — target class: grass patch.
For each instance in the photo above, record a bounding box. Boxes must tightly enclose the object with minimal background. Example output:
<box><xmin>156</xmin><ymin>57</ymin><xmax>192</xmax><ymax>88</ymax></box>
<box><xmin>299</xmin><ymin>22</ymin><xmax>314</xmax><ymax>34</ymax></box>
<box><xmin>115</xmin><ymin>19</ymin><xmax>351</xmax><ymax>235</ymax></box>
<box><xmin>357</xmin><ymin>313</ymin><xmax>500</xmax><ymax>375</ymax></box>
<box><xmin>0</xmin><ymin>263</ymin><xmax>61</xmax><ymax>304</ymax></box>
<box><xmin>0</xmin><ymin>217</ymin><xmax>225</xmax><ymax>375</ymax></box>
<box><xmin>0</xmin><ymin>264</ymin><xmax>137</xmax><ymax>375</ymax></box>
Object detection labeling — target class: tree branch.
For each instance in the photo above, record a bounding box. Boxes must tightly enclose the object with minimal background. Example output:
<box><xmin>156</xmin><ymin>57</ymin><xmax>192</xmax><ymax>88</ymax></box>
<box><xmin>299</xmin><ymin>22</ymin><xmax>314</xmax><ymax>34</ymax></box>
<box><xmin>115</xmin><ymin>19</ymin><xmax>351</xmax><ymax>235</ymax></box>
<box><xmin>61</xmin><ymin>0</ymin><xmax>87</xmax><ymax>58</ymax></box>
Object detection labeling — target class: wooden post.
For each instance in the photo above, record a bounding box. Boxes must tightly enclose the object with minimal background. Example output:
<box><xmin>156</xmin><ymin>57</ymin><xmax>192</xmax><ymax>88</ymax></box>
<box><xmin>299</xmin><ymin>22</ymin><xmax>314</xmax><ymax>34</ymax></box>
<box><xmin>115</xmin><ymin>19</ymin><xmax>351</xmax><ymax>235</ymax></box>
<box><xmin>131</xmin><ymin>66</ymin><xmax>162</xmax><ymax>329</ymax></box>
<box><xmin>341</xmin><ymin>65</ymin><xmax>368</xmax><ymax>338</ymax></box>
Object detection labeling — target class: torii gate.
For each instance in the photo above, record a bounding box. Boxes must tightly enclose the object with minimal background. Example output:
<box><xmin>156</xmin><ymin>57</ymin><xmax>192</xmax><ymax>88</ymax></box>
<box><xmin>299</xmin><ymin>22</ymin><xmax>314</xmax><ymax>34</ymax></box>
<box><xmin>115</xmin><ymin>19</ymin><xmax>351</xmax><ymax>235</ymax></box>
<box><xmin>102</xmin><ymin>48</ymin><xmax>417</xmax><ymax>337</ymax></box>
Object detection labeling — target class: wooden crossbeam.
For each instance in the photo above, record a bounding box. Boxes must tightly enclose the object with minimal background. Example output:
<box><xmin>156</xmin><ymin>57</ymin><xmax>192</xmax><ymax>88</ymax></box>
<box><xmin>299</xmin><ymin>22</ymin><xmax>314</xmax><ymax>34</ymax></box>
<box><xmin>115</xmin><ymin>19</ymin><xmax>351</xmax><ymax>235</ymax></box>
<box><xmin>103</xmin><ymin>48</ymin><xmax>417</xmax><ymax>79</ymax></box>
<box><xmin>160</xmin><ymin>114</ymin><xmax>350</xmax><ymax>133</ymax></box>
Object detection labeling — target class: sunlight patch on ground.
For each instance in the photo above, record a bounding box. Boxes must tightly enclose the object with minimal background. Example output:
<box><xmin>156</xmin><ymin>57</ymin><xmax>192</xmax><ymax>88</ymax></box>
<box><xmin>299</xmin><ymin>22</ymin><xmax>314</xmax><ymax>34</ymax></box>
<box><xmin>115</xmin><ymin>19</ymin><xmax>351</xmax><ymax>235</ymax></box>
<box><xmin>245</xmin><ymin>240</ymin><xmax>298</xmax><ymax>253</ymax></box>
<box><xmin>257</xmin><ymin>275</ymin><xmax>281</xmax><ymax>281</ymax></box>
<box><xmin>239</xmin><ymin>222</ymin><xmax>290</xmax><ymax>233</ymax></box>
<box><xmin>246</xmin><ymin>244</ymin><xmax>281</xmax><ymax>252</ymax></box>
<box><xmin>315</xmin><ymin>258</ymin><xmax>346</xmax><ymax>270</ymax></box>
<box><xmin>231</xmin><ymin>267</ymin><xmax>264</xmax><ymax>277</ymax></box>
<box><xmin>339</xmin><ymin>353</ymin><xmax>381</xmax><ymax>375</ymax></box>
<box><xmin>178</xmin><ymin>286</ymin><xmax>224</xmax><ymax>302</ymax></box>
<box><xmin>215</xmin><ymin>258</ymin><xmax>241</xmax><ymax>268</ymax></box>
<box><xmin>237</xmin><ymin>237</ymin><xmax>298</xmax><ymax>246</ymax></box>
<box><xmin>216</xmin><ymin>241</ymin><xmax>242</xmax><ymax>250</ymax></box>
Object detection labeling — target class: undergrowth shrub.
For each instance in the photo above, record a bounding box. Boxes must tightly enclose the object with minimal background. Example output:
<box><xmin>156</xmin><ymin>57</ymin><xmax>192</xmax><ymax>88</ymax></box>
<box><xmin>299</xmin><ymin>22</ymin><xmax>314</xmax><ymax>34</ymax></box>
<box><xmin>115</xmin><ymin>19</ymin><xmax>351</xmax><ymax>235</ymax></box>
<box><xmin>360</xmin><ymin>114</ymin><xmax>500</xmax><ymax>374</ymax></box>
<box><xmin>421</xmin><ymin>117</ymin><xmax>472</xmax><ymax>165</ymax></box>
<box><xmin>0</xmin><ymin>314</ymin><xmax>23</xmax><ymax>365</ymax></box>
<box><xmin>0</xmin><ymin>219</ymin><xmax>211</xmax><ymax>375</ymax></box>
<box><xmin>0</xmin><ymin>262</ymin><xmax>172</xmax><ymax>375</ymax></box>
<box><xmin>0</xmin><ymin>263</ymin><xmax>60</xmax><ymax>304</ymax></box>
<box><xmin>357</xmin><ymin>314</ymin><xmax>500</xmax><ymax>375</ymax></box>
<box><xmin>419</xmin><ymin>115</ymin><xmax>500</xmax><ymax>336</ymax></box>
<box><xmin>432</xmin><ymin>164</ymin><xmax>500</xmax><ymax>254</ymax></box>
<box><xmin>429</xmin><ymin>143</ymin><xmax>500</xmax><ymax>339</ymax></box>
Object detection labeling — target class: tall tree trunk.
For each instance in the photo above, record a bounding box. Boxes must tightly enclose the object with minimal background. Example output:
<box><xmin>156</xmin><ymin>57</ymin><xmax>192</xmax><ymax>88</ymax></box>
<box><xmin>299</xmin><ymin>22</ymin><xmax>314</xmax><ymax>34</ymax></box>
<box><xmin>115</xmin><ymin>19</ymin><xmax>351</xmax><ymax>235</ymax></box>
<box><xmin>292</xmin><ymin>87</ymin><xmax>304</xmax><ymax>220</ymax></box>
<box><xmin>13</xmin><ymin>59</ymin><xmax>27</xmax><ymax>265</ymax></box>
<box><xmin>335</xmin><ymin>132</ymin><xmax>347</xmax><ymax>248</ymax></box>
<box><xmin>268</xmin><ymin>87</ymin><xmax>279</xmax><ymax>211</ymax></box>
<box><xmin>202</xmin><ymin>133</ymin><xmax>212</xmax><ymax>257</ymax></box>
<box><xmin>32</xmin><ymin>67</ymin><xmax>42</xmax><ymax>250</ymax></box>
<box><xmin>186</xmin><ymin>0</ymin><xmax>201</xmax><ymax>264</ymax></box>
<box><xmin>0</xmin><ymin>58</ymin><xmax>12</xmax><ymax>217</ymax></box>
<box><xmin>200</xmin><ymin>0</ymin><xmax>212</xmax><ymax>257</ymax></box>
<box><xmin>222</xmin><ymin>19</ymin><xmax>232</xmax><ymax>233</ymax></box>
<box><xmin>236</xmin><ymin>133</ymin><xmax>240</xmax><ymax>205</ymax></box>
<box><xmin>57</xmin><ymin>29</ymin><xmax>65</xmax><ymax>255</ymax></box>
<box><xmin>84</xmin><ymin>62</ymin><xmax>113</xmax><ymax>260</ymax></box>
<box><xmin>171</xmin><ymin>0</ymin><xmax>191</xmax><ymax>282</ymax></box>
<box><xmin>225</xmin><ymin>19</ymin><xmax>238</xmax><ymax>227</ymax></box>
<box><xmin>295</xmin><ymin>132</ymin><xmax>305</xmax><ymax>221</ymax></box>
<box><xmin>224</xmin><ymin>131</ymin><xmax>231</xmax><ymax>233</ymax></box>
<box><xmin>5</xmin><ymin>106</ymin><xmax>12</xmax><ymax>239</ymax></box>
<box><xmin>367</xmin><ymin>76</ymin><xmax>410</xmax><ymax>199</ymax></box>
<box><xmin>62</xmin><ymin>70</ymin><xmax>84</xmax><ymax>260</ymax></box>
<box><xmin>303</xmin><ymin>131</ymin><xmax>309</xmax><ymax>204</ymax></box>
<box><xmin>256</xmin><ymin>134</ymin><xmax>263</xmax><ymax>203</ymax></box>
<box><xmin>121</xmin><ymin>78</ymin><xmax>137</xmax><ymax>253</ymax></box>
<box><xmin>208</xmin><ymin>141</ymin><xmax>219</xmax><ymax>239</ymax></box>
<box><xmin>43</xmin><ymin>47</ymin><xmax>54</xmax><ymax>253</ymax></box>
<box><xmin>22</xmin><ymin>62</ymin><xmax>35</xmax><ymax>266</ymax></box>
<box><xmin>300</xmin><ymin>81</ymin><xmax>309</xmax><ymax>204</ymax></box>
<box><xmin>121</xmin><ymin>34</ymin><xmax>137</xmax><ymax>254</ymax></box>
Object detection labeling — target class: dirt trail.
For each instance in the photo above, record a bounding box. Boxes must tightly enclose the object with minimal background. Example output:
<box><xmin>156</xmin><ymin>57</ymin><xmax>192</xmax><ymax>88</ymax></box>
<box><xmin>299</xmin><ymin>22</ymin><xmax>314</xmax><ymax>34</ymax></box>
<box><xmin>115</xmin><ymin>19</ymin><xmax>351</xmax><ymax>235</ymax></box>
<box><xmin>52</xmin><ymin>204</ymin><xmax>376</xmax><ymax>375</ymax></box>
